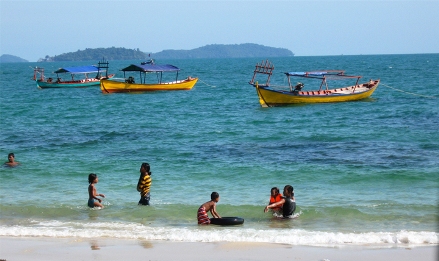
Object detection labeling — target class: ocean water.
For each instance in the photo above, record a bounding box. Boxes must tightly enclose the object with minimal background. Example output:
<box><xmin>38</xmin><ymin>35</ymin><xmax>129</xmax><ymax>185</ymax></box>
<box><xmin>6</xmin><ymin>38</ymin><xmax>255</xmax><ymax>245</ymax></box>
<box><xmin>0</xmin><ymin>54</ymin><xmax>438</xmax><ymax>247</ymax></box>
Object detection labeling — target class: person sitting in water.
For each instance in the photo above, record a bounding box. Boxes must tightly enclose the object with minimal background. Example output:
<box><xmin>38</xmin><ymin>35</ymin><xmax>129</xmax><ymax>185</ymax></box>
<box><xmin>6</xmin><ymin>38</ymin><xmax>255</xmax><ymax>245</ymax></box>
<box><xmin>197</xmin><ymin>192</ymin><xmax>221</xmax><ymax>225</ymax></box>
<box><xmin>268</xmin><ymin>187</ymin><xmax>283</xmax><ymax>213</ymax></box>
<box><xmin>264</xmin><ymin>185</ymin><xmax>296</xmax><ymax>218</ymax></box>
<box><xmin>4</xmin><ymin>153</ymin><xmax>19</xmax><ymax>167</ymax></box>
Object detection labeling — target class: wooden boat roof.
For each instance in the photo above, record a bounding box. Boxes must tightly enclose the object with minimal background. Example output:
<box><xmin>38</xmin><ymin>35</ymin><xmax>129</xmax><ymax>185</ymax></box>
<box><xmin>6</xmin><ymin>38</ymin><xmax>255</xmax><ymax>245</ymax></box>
<box><xmin>54</xmin><ymin>66</ymin><xmax>101</xmax><ymax>74</ymax></box>
<box><xmin>121</xmin><ymin>64</ymin><xmax>180</xmax><ymax>72</ymax></box>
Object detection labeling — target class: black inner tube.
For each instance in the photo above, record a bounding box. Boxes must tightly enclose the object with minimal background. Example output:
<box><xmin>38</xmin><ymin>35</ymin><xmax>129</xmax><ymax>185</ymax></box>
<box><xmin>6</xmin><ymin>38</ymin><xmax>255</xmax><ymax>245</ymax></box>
<box><xmin>210</xmin><ymin>217</ymin><xmax>244</xmax><ymax>225</ymax></box>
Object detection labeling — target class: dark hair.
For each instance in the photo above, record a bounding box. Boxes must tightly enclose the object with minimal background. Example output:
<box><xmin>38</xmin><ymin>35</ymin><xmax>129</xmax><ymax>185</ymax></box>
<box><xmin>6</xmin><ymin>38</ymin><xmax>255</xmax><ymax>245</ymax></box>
<box><xmin>211</xmin><ymin>192</ymin><xmax>219</xmax><ymax>200</ymax></box>
<box><xmin>284</xmin><ymin>185</ymin><xmax>294</xmax><ymax>197</ymax></box>
<box><xmin>141</xmin><ymin>163</ymin><xmax>151</xmax><ymax>174</ymax></box>
<box><xmin>271</xmin><ymin>187</ymin><xmax>279</xmax><ymax>194</ymax></box>
<box><xmin>8</xmin><ymin>153</ymin><xmax>14</xmax><ymax>158</ymax></box>
<box><xmin>88</xmin><ymin>173</ymin><xmax>97</xmax><ymax>184</ymax></box>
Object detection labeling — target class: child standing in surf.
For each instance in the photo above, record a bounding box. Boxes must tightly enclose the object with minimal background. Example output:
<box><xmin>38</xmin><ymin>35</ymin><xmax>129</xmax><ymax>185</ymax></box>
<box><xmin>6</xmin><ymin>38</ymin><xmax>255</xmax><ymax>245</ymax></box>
<box><xmin>88</xmin><ymin>173</ymin><xmax>105</xmax><ymax>208</ymax></box>
<box><xmin>197</xmin><ymin>192</ymin><xmax>221</xmax><ymax>224</ymax></box>
<box><xmin>137</xmin><ymin>163</ymin><xmax>152</xmax><ymax>205</ymax></box>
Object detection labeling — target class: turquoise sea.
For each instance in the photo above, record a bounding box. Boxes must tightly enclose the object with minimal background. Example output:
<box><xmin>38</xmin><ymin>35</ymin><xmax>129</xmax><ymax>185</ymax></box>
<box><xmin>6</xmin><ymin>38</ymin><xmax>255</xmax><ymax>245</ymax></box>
<box><xmin>0</xmin><ymin>54</ymin><xmax>438</xmax><ymax>247</ymax></box>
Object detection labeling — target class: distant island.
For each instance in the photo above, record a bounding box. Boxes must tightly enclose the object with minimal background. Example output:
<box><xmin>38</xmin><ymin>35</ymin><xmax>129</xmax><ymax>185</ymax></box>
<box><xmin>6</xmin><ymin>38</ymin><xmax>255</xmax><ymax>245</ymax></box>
<box><xmin>0</xmin><ymin>54</ymin><xmax>29</xmax><ymax>63</ymax></box>
<box><xmin>153</xmin><ymin>44</ymin><xmax>294</xmax><ymax>59</ymax></box>
<box><xmin>32</xmin><ymin>44</ymin><xmax>293</xmax><ymax>62</ymax></box>
<box><xmin>0</xmin><ymin>44</ymin><xmax>294</xmax><ymax>62</ymax></box>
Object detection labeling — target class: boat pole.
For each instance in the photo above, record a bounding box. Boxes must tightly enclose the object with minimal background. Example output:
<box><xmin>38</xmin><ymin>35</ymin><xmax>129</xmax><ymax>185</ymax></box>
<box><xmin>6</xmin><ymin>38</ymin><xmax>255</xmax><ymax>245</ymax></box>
<box><xmin>287</xmin><ymin>75</ymin><xmax>292</xmax><ymax>92</ymax></box>
<box><xmin>319</xmin><ymin>77</ymin><xmax>326</xmax><ymax>91</ymax></box>
<box><xmin>353</xmin><ymin>77</ymin><xmax>360</xmax><ymax>92</ymax></box>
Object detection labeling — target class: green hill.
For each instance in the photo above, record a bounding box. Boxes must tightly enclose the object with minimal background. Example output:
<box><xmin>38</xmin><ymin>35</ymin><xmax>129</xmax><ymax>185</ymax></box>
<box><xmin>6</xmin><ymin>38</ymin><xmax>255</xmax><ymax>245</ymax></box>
<box><xmin>37</xmin><ymin>44</ymin><xmax>294</xmax><ymax>61</ymax></box>
<box><xmin>153</xmin><ymin>44</ymin><xmax>294</xmax><ymax>59</ymax></box>
<box><xmin>43</xmin><ymin>47</ymin><xmax>148</xmax><ymax>62</ymax></box>
<box><xmin>0</xmin><ymin>54</ymin><xmax>28</xmax><ymax>63</ymax></box>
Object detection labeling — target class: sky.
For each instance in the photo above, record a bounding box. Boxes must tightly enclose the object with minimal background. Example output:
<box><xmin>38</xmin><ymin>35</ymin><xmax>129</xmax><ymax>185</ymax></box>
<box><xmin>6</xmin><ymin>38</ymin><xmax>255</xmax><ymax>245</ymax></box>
<box><xmin>1</xmin><ymin>0</ymin><xmax>438</xmax><ymax>62</ymax></box>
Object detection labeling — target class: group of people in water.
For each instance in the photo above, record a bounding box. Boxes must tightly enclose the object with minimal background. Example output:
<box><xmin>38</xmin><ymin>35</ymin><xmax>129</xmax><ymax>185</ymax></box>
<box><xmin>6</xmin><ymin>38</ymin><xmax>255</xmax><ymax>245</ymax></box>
<box><xmin>87</xmin><ymin>162</ymin><xmax>153</xmax><ymax>209</ymax></box>
<box><xmin>197</xmin><ymin>185</ymin><xmax>296</xmax><ymax>224</ymax></box>
<box><xmin>6</xmin><ymin>154</ymin><xmax>296</xmax><ymax>224</ymax></box>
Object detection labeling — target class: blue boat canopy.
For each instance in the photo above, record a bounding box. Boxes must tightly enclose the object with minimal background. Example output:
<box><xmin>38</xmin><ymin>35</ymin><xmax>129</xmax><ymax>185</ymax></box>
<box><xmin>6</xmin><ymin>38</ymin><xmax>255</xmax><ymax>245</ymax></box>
<box><xmin>54</xmin><ymin>66</ymin><xmax>101</xmax><ymax>74</ymax></box>
<box><xmin>121</xmin><ymin>64</ymin><xmax>180</xmax><ymax>72</ymax></box>
<box><xmin>286</xmin><ymin>71</ymin><xmax>344</xmax><ymax>77</ymax></box>
<box><xmin>285</xmin><ymin>70</ymin><xmax>361</xmax><ymax>79</ymax></box>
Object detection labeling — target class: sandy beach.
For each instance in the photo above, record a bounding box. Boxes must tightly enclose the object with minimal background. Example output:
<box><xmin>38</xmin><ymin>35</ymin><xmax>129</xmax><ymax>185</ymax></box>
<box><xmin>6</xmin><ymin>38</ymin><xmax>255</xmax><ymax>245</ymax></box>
<box><xmin>0</xmin><ymin>237</ymin><xmax>437</xmax><ymax>261</ymax></box>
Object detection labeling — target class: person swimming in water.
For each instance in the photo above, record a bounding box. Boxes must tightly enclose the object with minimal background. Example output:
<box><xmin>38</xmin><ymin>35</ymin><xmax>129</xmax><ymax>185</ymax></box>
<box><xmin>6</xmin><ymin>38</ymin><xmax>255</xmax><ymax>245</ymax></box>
<box><xmin>4</xmin><ymin>153</ymin><xmax>19</xmax><ymax>167</ymax></box>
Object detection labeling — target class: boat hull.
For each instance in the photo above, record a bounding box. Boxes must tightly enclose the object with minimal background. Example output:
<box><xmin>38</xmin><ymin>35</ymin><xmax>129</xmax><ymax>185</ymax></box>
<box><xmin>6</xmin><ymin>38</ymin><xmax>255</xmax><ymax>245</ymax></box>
<box><xmin>36</xmin><ymin>74</ymin><xmax>115</xmax><ymax>89</ymax></box>
<box><xmin>100</xmin><ymin>78</ymin><xmax>198</xmax><ymax>93</ymax></box>
<box><xmin>255</xmin><ymin>80</ymin><xmax>379</xmax><ymax>107</ymax></box>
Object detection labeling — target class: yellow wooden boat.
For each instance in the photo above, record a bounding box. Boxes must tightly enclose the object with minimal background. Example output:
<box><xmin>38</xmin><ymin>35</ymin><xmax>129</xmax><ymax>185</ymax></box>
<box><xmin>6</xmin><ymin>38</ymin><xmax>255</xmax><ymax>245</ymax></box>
<box><xmin>249</xmin><ymin>60</ymin><xmax>380</xmax><ymax>107</ymax></box>
<box><xmin>100</xmin><ymin>62</ymin><xmax>197</xmax><ymax>93</ymax></box>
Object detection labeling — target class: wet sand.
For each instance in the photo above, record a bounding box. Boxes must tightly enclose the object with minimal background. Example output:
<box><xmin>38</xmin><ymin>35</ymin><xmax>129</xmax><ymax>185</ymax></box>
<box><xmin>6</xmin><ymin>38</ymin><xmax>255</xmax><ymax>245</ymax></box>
<box><xmin>0</xmin><ymin>237</ymin><xmax>437</xmax><ymax>261</ymax></box>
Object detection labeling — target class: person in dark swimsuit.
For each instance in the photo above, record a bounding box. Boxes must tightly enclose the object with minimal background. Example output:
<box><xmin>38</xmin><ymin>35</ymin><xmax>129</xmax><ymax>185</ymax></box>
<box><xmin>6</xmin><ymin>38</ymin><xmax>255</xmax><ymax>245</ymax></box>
<box><xmin>264</xmin><ymin>185</ymin><xmax>296</xmax><ymax>218</ymax></box>
<box><xmin>88</xmin><ymin>173</ymin><xmax>105</xmax><ymax>208</ymax></box>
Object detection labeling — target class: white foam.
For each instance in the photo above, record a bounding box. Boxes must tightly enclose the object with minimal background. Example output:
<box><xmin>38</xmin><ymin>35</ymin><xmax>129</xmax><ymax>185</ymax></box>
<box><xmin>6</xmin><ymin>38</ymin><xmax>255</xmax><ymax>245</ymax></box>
<box><xmin>0</xmin><ymin>220</ymin><xmax>437</xmax><ymax>247</ymax></box>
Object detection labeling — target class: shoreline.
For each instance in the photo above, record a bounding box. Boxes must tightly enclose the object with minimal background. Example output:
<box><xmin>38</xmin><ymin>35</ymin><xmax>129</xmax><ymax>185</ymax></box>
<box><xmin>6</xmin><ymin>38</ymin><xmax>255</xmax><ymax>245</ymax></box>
<box><xmin>0</xmin><ymin>236</ymin><xmax>437</xmax><ymax>261</ymax></box>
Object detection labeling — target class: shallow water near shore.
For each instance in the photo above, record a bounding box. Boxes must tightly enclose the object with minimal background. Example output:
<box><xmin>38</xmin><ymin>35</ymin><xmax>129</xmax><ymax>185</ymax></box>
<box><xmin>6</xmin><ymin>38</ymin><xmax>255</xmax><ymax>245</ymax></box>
<box><xmin>0</xmin><ymin>54</ymin><xmax>438</xmax><ymax>246</ymax></box>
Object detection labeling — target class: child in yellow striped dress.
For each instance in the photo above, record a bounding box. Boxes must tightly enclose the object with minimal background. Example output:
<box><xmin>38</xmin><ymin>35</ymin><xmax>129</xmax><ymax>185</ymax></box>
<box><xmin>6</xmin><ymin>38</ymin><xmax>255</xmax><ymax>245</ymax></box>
<box><xmin>137</xmin><ymin>163</ymin><xmax>152</xmax><ymax>205</ymax></box>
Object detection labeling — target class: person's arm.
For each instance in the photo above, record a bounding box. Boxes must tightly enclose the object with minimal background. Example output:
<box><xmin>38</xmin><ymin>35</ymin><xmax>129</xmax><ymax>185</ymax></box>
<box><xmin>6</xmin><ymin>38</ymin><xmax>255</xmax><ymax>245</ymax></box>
<box><xmin>210</xmin><ymin>204</ymin><xmax>221</xmax><ymax>218</ymax></box>
<box><xmin>264</xmin><ymin>198</ymin><xmax>285</xmax><ymax>212</ymax></box>
<box><xmin>136</xmin><ymin>174</ymin><xmax>144</xmax><ymax>192</ymax></box>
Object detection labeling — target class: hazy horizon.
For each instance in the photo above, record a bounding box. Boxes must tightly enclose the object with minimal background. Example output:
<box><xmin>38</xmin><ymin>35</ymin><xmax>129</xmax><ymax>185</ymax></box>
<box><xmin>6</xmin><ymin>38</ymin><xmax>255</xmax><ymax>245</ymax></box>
<box><xmin>2</xmin><ymin>47</ymin><xmax>439</xmax><ymax>63</ymax></box>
